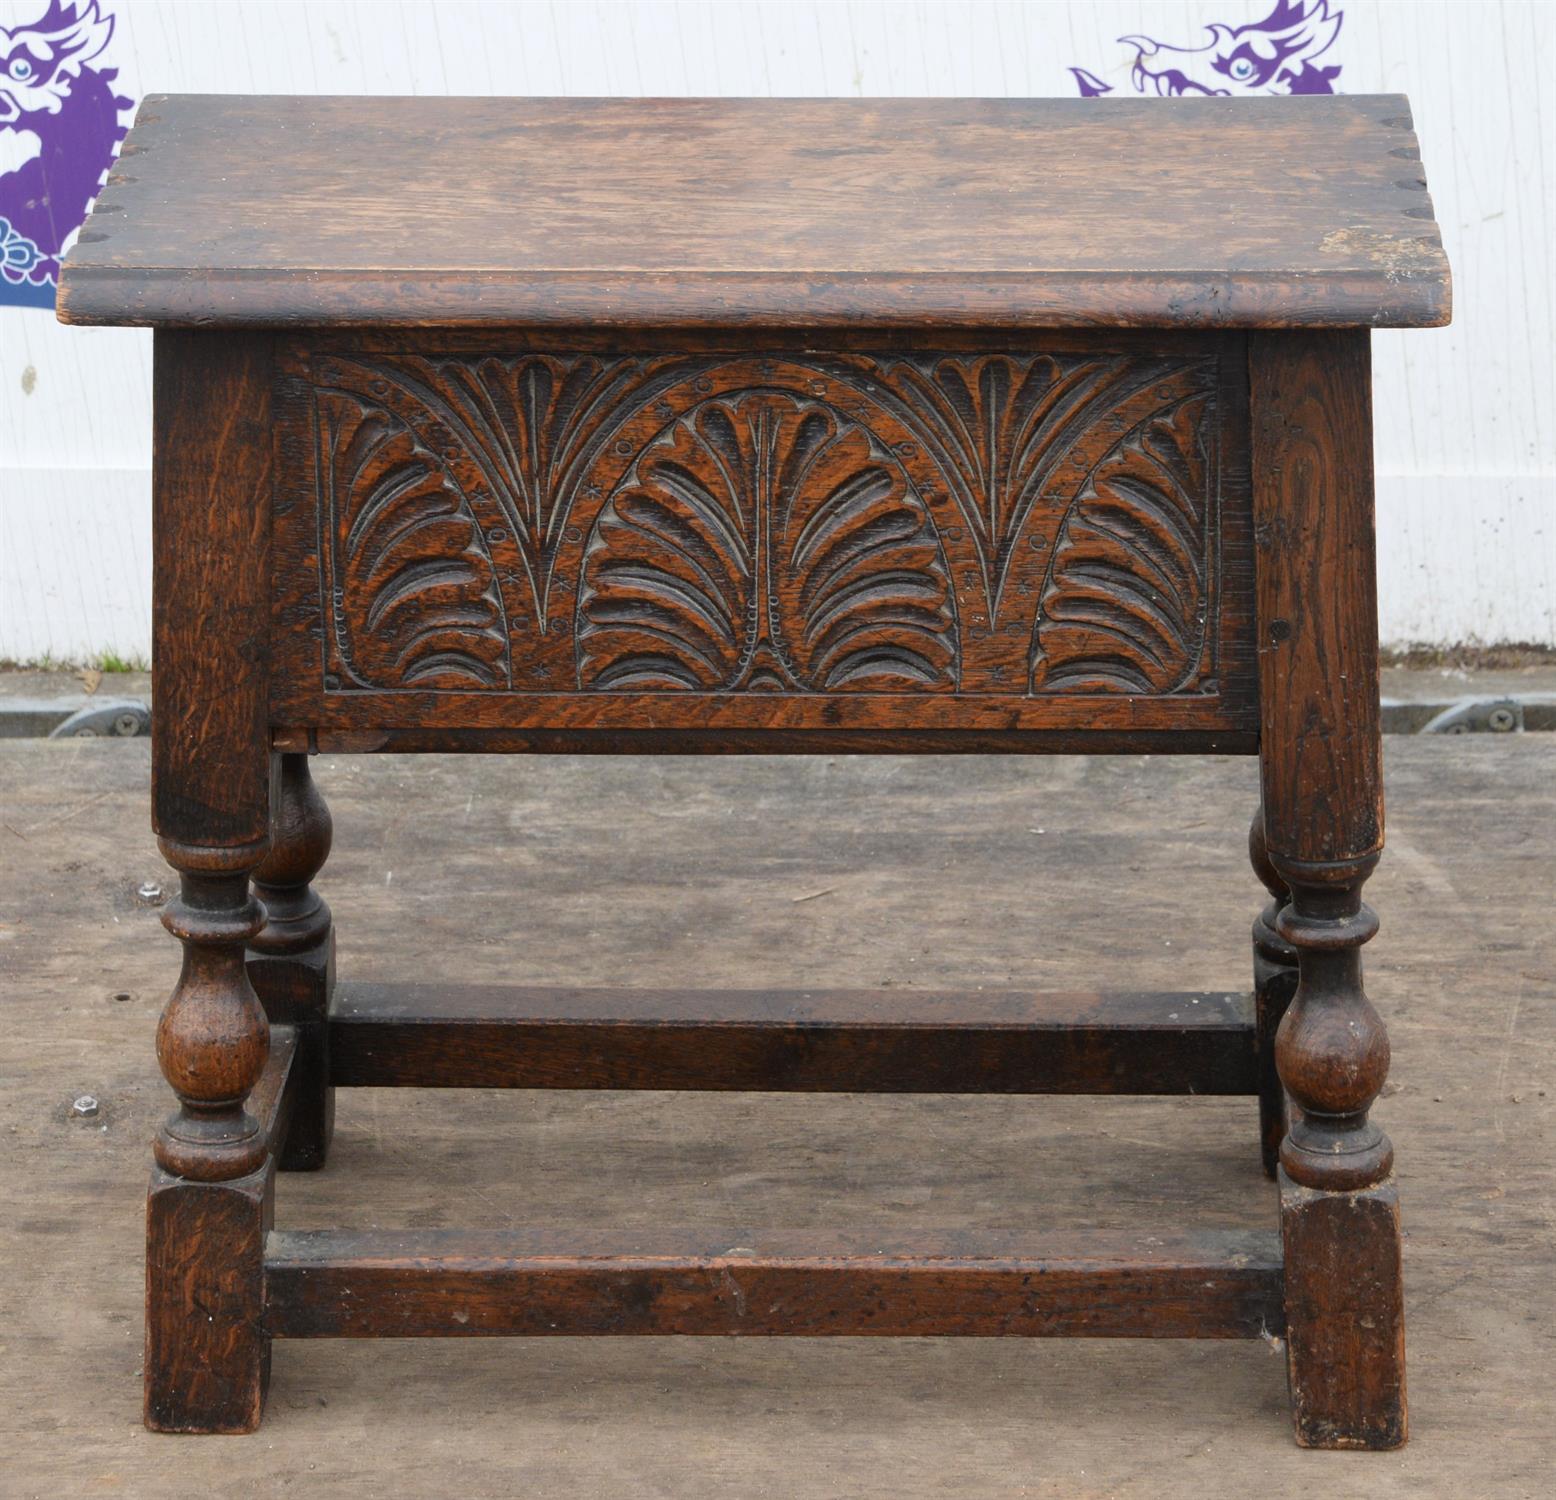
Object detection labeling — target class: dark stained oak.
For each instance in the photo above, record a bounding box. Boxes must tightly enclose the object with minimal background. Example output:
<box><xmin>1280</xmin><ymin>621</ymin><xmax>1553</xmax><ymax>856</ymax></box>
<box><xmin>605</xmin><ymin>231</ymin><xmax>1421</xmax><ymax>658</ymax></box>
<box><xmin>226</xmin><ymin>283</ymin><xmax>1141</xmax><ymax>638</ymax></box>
<box><xmin>1250</xmin><ymin>331</ymin><xmax>1383</xmax><ymax>871</ymax></box>
<box><xmin>329</xmin><ymin>983</ymin><xmax>1259</xmax><ymax>1095</ymax></box>
<box><xmin>141</xmin><ymin>332</ymin><xmax>283</xmax><ymax>1431</ymax></box>
<box><xmin>59</xmin><ymin>95</ymin><xmax>1447</xmax><ymax>329</ymax></box>
<box><xmin>1250</xmin><ymin>331</ymin><xmax>1404</xmax><ymax>1447</ymax></box>
<box><xmin>272</xmin><ymin>727</ymin><xmax>1260</xmax><ymax>756</ymax></box>
<box><xmin>248</xmin><ymin>753</ymin><xmax>336</xmax><ymax>1172</ymax></box>
<box><xmin>1249</xmin><ymin>803</ymin><xmax>1297</xmax><ymax>1176</ymax></box>
<box><xmin>1280</xmin><ymin>1173</ymin><xmax>1406</xmax><ymax>1449</ymax></box>
<box><xmin>1251</xmin><ymin>332</ymin><xmax>1393</xmax><ymax>1192</ymax></box>
<box><xmin>150</xmin><ymin>332</ymin><xmax>278</xmax><ymax>1189</ymax></box>
<box><xmin>58</xmin><ymin>92</ymin><xmax>1445</xmax><ymax>1447</ymax></box>
<box><xmin>245</xmin><ymin>1023</ymin><xmax>298</xmax><ymax>1162</ymax></box>
<box><xmin>151</xmin><ymin>332</ymin><xmax>272</xmax><ymax>848</ymax></box>
<box><xmin>269</xmin><ymin>337</ymin><xmax>1257</xmax><ymax>740</ymax></box>
<box><xmin>145</xmin><ymin>1163</ymin><xmax>273</xmax><ymax>1434</ymax></box>
<box><xmin>265</xmin><ymin>1228</ymin><xmax>1285</xmax><ymax>1341</ymax></box>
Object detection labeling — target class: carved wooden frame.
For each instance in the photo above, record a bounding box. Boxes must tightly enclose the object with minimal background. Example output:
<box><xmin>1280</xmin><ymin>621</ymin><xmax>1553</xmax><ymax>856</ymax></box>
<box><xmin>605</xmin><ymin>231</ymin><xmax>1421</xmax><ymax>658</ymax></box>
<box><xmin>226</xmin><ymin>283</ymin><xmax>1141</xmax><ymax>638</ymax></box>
<box><xmin>270</xmin><ymin>330</ymin><xmax>1256</xmax><ymax>747</ymax></box>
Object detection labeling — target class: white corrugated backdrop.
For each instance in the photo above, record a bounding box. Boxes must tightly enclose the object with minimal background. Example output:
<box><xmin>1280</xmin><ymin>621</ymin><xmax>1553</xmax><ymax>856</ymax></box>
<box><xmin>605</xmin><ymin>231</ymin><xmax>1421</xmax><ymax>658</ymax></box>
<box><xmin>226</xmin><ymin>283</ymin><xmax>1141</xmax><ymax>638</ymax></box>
<box><xmin>1</xmin><ymin>0</ymin><xmax>1552</xmax><ymax>661</ymax></box>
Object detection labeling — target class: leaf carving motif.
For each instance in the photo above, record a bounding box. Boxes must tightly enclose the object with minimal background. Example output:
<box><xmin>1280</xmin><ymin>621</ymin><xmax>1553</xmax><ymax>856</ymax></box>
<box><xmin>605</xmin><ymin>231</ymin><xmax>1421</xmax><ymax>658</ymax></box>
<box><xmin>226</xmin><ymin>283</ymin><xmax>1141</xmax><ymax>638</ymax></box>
<box><xmin>408</xmin><ymin>355</ymin><xmax>671</xmax><ymax>623</ymax></box>
<box><xmin>316</xmin><ymin>353</ymin><xmax>681</xmax><ymax>631</ymax></box>
<box><xmin>302</xmin><ymin>350</ymin><xmax>1225</xmax><ymax>704</ymax></box>
<box><xmin>576</xmin><ymin>393</ymin><xmax>958</xmax><ymax>692</ymax></box>
<box><xmin>1029</xmin><ymin>392</ymin><xmax>1213</xmax><ymax>695</ymax></box>
<box><xmin>317</xmin><ymin>390</ymin><xmax>509</xmax><ymax>689</ymax></box>
<box><xmin>863</xmin><ymin>354</ymin><xmax>1179</xmax><ymax>613</ymax></box>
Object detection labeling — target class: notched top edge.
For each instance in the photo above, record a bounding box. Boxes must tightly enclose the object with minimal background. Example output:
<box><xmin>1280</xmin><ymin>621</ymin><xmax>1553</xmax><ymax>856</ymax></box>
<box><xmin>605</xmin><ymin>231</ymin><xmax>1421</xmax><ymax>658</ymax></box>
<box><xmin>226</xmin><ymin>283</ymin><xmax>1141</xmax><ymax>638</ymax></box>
<box><xmin>57</xmin><ymin>90</ymin><xmax>1451</xmax><ymax>331</ymax></box>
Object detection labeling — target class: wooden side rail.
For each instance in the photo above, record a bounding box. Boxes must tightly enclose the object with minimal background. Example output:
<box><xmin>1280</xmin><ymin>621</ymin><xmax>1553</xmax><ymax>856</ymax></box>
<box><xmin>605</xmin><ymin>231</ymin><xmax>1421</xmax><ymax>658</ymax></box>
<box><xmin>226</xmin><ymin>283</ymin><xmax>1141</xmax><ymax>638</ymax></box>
<box><xmin>265</xmin><ymin>1228</ymin><xmax>1285</xmax><ymax>1340</ymax></box>
<box><xmin>250</xmin><ymin>1023</ymin><xmax>299</xmax><ymax>1162</ymax></box>
<box><xmin>328</xmin><ymin>984</ymin><xmax>1260</xmax><ymax>1095</ymax></box>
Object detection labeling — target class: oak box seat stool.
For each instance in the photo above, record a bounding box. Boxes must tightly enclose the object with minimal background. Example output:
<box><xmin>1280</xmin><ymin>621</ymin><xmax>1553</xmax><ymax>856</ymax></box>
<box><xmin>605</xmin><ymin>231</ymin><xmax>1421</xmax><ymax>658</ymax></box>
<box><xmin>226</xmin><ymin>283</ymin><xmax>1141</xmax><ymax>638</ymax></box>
<box><xmin>58</xmin><ymin>94</ymin><xmax>1451</xmax><ymax>1446</ymax></box>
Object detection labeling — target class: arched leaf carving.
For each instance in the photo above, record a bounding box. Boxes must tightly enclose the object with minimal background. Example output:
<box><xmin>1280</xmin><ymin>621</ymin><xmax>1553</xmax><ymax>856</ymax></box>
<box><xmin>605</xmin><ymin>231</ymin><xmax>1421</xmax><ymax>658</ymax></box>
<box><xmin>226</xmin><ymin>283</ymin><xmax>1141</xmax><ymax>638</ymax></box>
<box><xmin>577</xmin><ymin>394</ymin><xmax>957</xmax><ymax>692</ymax></box>
<box><xmin>576</xmin><ymin>402</ymin><xmax>755</xmax><ymax>690</ymax></box>
<box><xmin>406</xmin><ymin>354</ymin><xmax>672</xmax><ymax>618</ymax></box>
<box><xmin>863</xmin><ymin>353</ymin><xmax>1174</xmax><ymax>612</ymax></box>
<box><xmin>775</xmin><ymin>413</ymin><xmax>958</xmax><ymax>690</ymax></box>
<box><xmin>317</xmin><ymin>390</ymin><xmax>509</xmax><ymax>689</ymax></box>
<box><xmin>313</xmin><ymin>353</ymin><xmax>682</xmax><ymax>632</ymax></box>
<box><xmin>1029</xmin><ymin>394</ymin><xmax>1213</xmax><ymax>695</ymax></box>
<box><xmin>293</xmin><ymin>349</ymin><xmax>1230</xmax><ymax>708</ymax></box>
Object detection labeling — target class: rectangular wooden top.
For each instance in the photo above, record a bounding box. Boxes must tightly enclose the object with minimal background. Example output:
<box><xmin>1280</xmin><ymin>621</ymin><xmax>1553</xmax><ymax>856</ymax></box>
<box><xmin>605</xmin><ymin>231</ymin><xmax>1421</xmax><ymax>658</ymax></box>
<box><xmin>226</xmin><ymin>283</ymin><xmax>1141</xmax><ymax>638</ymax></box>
<box><xmin>58</xmin><ymin>93</ymin><xmax>1449</xmax><ymax>331</ymax></box>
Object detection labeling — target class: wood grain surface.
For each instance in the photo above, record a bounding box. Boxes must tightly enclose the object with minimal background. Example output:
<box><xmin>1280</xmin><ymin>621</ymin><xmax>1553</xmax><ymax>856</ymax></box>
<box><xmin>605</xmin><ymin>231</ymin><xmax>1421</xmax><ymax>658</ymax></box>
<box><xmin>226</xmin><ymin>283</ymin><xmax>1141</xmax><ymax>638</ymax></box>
<box><xmin>1250</xmin><ymin>330</ymin><xmax>1383</xmax><ymax>867</ymax></box>
<box><xmin>150</xmin><ymin>331</ymin><xmax>273</xmax><ymax>845</ymax></box>
<box><xmin>270</xmin><ymin>335</ymin><xmax>1257</xmax><ymax>740</ymax></box>
<box><xmin>245</xmin><ymin>1023</ymin><xmax>298</xmax><ymax>1161</ymax></box>
<box><xmin>265</xmin><ymin>1227</ymin><xmax>1284</xmax><ymax>1341</ymax></box>
<box><xmin>328</xmin><ymin>983</ymin><xmax>1258</xmax><ymax>1094</ymax></box>
<box><xmin>144</xmin><ymin>1163</ymin><xmax>272</xmax><ymax>1434</ymax></box>
<box><xmin>58</xmin><ymin>94</ymin><xmax>1449</xmax><ymax>329</ymax></box>
<box><xmin>1280</xmin><ymin>1173</ymin><xmax>1407</xmax><ymax>1449</ymax></box>
<box><xmin>248</xmin><ymin>754</ymin><xmax>337</xmax><ymax>1172</ymax></box>
<box><xmin>75</xmin><ymin>87</ymin><xmax>1445</xmax><ymax>1447</ymax></box>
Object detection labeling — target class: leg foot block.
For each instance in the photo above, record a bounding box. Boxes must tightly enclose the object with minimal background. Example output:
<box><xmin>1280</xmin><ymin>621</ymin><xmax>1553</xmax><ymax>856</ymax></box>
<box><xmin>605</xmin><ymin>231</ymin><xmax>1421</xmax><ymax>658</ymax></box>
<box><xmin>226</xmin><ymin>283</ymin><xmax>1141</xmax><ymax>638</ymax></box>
<box><xmin>145</xmin><ymin>1163</ymin><xmax>273</xmax><ymax>1434</ymax></box>
<box><xmin>1280</xmin><ymin>1168</ymin><xmax>1407</xmax><ymax>1449</ymax></box>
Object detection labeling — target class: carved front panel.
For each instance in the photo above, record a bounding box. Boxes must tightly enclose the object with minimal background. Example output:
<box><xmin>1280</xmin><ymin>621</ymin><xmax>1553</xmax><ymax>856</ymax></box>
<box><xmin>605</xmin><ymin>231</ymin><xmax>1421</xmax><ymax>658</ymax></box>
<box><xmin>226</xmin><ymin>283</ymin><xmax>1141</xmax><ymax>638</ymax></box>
<box><xmin>272</xmin><ymin>343</ymin><xmax>1254</xmax><ymax>735</ymax></box>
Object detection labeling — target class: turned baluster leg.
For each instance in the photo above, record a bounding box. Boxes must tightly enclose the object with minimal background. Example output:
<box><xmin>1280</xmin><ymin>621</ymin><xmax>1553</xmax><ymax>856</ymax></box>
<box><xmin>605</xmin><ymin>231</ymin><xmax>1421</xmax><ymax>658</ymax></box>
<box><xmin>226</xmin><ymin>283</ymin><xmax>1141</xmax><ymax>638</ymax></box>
<box><xmin>249</xmin><ymin>751</ymin><xmax>335</xmax><ymax>1170</ymax></box>
<box><xmin>154</xmin><ymin>842</ymin><xmax>272</xmax><ymax>1183</ymax></box>
<box><xmin>1252</xmin><ymin>330</ymin><xmax>1405</xmax><ymax>1449</ymax></box>
<box><xmin>145</xmin><ymin>330</ymin><xmax>276</xmax><ymax>1434</ymax></box>
<box><xmin>1249</xmin><ymin>805</ymin><xmax>1298</xmax><ymax>1176</ymax></box>
<box><xmin>147</xmin><ymin>838</ymin><xmax>273</xmax><ymax>1434</ymax></box>
<box><xmin>1270</xmin><ymin>854</ymin><xmax>1401</xmax><ymax>1448</ymax></box>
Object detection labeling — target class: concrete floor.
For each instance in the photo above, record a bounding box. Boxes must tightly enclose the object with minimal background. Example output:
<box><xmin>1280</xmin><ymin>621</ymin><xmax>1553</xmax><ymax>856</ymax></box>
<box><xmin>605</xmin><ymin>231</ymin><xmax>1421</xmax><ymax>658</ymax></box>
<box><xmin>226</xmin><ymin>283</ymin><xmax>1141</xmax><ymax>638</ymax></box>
<box><xmin>1</xmin><ymin>738</ymin><xmax>1551</xmax><ymax>1498</ymax></box>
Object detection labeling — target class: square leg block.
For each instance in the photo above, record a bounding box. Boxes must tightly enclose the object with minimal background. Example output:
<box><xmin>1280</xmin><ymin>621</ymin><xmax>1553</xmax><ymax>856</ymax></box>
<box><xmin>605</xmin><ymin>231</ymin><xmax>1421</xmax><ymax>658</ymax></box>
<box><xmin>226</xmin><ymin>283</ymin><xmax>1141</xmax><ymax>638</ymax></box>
<box><xmin>1280</xmin><ymin>1169</ymin><xmax>1407</xmax><ymax>1450</ymax></box>
<box><xmin>145</xmin><ymin>1163</ymin><xmax>274</xmax><ymax>1435</ymax></box>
